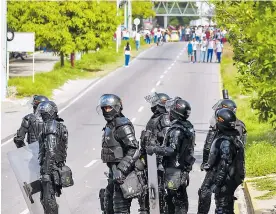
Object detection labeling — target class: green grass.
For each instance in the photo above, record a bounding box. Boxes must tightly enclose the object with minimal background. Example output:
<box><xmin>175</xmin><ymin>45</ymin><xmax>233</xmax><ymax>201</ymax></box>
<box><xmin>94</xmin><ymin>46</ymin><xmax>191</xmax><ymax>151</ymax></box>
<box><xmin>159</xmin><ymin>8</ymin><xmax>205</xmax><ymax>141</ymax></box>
<box><xmin>8</xmin><ymin>39</ymin><xmax>148</xmax><ymax>98</ymax></box>
<box><xmin>220</xmin><ymin>43</ymin><xmax>276</xmax><ymax>177</ymax></box>
<box><xmin>247</xmin><ymin>177</ymin><xmax>276</xmax><ymax>200</ymax></box>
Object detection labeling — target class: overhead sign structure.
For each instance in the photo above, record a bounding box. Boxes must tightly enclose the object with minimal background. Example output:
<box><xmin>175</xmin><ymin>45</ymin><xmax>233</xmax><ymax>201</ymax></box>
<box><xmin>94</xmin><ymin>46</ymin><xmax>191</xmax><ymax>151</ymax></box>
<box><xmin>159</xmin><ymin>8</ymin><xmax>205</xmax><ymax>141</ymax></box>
<box><xmin>133</xmin><ymin>18</ymin><xmax>140</xmax><ymax>33</ymax></box>
<box><xmin>7</xmin><ymin>32</ymin><xmax>36</xmax><ymax>82</ymax></box>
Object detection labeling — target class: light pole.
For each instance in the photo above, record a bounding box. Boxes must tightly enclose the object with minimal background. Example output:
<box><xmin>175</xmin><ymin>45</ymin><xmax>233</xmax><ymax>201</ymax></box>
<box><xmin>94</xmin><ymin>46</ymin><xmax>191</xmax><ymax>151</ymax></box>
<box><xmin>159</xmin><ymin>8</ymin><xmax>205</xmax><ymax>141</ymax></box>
<box><xmin>1</xmin><ymin>0</ymin><xmax>7</xmax><ymax>100</ymax></box>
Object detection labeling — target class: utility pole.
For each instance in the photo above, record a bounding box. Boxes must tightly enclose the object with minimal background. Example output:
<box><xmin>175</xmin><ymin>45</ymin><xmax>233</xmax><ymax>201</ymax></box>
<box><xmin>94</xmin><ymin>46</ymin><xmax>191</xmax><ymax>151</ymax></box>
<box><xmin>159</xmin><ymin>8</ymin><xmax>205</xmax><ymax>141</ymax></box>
<box><xmin>1</xmin><ymin>0</ymin><xmax>7</xmax><ymax>100</ymax></box>
<box><xmin>127</xmin><ymin>0</ymin><xmax>132</xmax><ymax>33</ymax></box>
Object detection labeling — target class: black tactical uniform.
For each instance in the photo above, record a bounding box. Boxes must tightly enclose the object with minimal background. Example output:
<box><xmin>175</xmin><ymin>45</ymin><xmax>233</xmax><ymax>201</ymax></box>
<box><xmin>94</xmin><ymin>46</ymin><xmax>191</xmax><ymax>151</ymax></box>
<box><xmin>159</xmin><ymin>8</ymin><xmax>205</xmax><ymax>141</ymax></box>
<box><xmin>146</xmin><ymin>98</ymin><xmax>196</xmax><ymax>214</ymax></box>
<box><xmin>139</xmin><ymin>92</ymin><xmax>171</xmax><ymax>214</ymax></box>
<box><xmin>200</xmin><ymin>108</ymin><xmax>245</xmax><ymax>214</ymax></box>
<box><xmin>198</xmin><ymin>99</ymin><xmax>246</xmax><ymax>214</ymax></box>
<box><xmin>14</xmin><ymin>95</ymin><xmax>49</xmax><ymax>148</ymax></box>
<box><xmin>38</xmin><ymin>101</ymin><xmax>70</xmax><ymax>214</ymax></box>
<box><xmin>99</xmin><ymin>94</ymin><xmax>141</xmax><ymax>214</ymax></box>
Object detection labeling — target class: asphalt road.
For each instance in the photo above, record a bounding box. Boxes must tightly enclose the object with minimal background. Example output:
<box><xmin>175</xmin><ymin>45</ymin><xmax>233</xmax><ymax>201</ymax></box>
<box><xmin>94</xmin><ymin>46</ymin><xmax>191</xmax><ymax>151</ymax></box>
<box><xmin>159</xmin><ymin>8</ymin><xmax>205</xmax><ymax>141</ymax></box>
<box><xmin>1</xmin><ymin>42</ymin><xmax>221</xmax><ymax>214</ymax></box>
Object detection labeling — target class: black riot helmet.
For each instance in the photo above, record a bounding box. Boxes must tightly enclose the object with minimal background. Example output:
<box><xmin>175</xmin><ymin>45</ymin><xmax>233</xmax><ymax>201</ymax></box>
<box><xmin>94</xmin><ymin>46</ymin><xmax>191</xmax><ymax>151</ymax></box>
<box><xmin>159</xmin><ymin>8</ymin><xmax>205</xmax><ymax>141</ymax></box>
<box><xmin>144</xmin><ymin>92</ymin><xmax>171</xmax><ymax>113</ymax></box>
<box><xmin>212</xmin><ymin>99</ymin><xmax>237</xmax><ymax>113</ymax></box>
<box><xmin>97</xmin><ymin>94</ymin><xmax>123</xmax><ymax>122</ymax></box>
<box><xmin>165</xmin><ymin>97</ymin><xmax>191</xmax><ymax>121</ymax></box>
<box><xmin>38</xmin><ymin>101</ymin><xmax>58</xmax><ymax>121</ymax></box>
<box><xmin>215</xmin><ymin>108</ymin><xmax>237</xmax><ymax>132</ymax></box>
<box><xmin>32</xmin><ymin>95</ymin><xmax>49</xmax><ymax>113</ymax></box>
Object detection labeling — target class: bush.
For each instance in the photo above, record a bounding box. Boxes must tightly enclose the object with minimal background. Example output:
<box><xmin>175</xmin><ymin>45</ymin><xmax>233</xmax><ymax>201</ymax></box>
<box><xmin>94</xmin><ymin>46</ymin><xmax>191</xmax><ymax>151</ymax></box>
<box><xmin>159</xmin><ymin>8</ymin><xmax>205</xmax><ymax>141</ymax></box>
<box><xmin>220</xmin><ymin>43</ymin><xmax>276</xmax><ymax>177</ymax></box>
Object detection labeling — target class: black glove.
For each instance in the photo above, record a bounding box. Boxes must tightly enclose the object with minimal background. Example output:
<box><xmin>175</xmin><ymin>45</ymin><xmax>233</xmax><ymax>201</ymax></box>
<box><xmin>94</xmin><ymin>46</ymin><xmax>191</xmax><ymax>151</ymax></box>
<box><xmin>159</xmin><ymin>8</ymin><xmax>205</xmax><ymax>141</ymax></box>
<box><xmin>200</xmin><ymin>163</ymin><xmax>205</xmax><ymax>171</ymax></box>
<box><xmin>146</xmin><ymin>146</ymin><xmax>155</xmax><ymax>155</ymax></box>
<box><xmin>112</xmin><ymin>166</ymin><xmax>125</xmax><ymax>184</ymax></box>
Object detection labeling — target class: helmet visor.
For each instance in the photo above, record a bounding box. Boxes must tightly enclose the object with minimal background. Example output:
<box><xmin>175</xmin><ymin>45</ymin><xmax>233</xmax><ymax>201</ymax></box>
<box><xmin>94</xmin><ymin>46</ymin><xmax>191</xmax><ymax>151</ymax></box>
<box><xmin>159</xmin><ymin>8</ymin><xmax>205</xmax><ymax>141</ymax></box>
<box><xmin>144</xmin><ymin>93</ymin><xmax>159</xmax><ymax>107</ymax></box>
<box><xmin>96</xmin><ymin>95</ymin><xmax>120</xmax><ymax>115</ymax></box>
<box><xmin>212</xmin><ymin>99</ymin><xmax>223</xmax><ymax>110</ymax></box>
<box><xmin>165</xmin><ymin>98</ymin><xmax>176</xmax><ymax>112</ymax></box>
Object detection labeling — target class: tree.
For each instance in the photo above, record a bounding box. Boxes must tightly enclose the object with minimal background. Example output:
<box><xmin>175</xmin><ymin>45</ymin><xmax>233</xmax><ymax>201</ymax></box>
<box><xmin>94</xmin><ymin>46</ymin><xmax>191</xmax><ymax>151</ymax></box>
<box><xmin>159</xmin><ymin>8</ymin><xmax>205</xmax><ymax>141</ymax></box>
<box><xmin>212</xmin><ymin>1</ymin><xmax>276</xmax><ymax>126</ymax></box>
<box><xmin>7</xmin><ymin>1</ymin><xmax>121</xmax><ymax>67</ymax></box>
<box><xmin>132</xmin><ymin>1</ymin><xmax>155</xmax><ymax>19</ymax></box>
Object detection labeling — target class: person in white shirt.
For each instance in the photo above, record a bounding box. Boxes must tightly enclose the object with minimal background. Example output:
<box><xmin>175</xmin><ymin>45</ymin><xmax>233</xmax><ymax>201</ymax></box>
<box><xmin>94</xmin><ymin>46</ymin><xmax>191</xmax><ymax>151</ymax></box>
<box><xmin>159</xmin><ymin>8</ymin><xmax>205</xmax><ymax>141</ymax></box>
<box><xmin>192</xmin><ymin>38</ymin><xmax>199</xmax><ymax>62</ymax></box>
<box><xmin>200</xmin><ymin>37</ymin><xmax>208</xmax><ymax>62</ymax></box>
<box><xmin>125</xmin><ymin>30</ymin><xmax>130</xmax><ymax>41</ymax></box>
<box><xmin>124</xmin><ymin>42</ymin><xmax>131</xmax><ymax>67</ymax></box>
<box><xmin>156</xmin><ymin>30</ymin><xmax>162</xmax><ymax>45</ymax></box>
<box><xmin>134</xmin><ymin>32</ymin><xmax>141</xmax><ymax>50</ymax></box>
<box><xmin>215</xmin><ymin>40</ymin><xmax>223</xmax><ymax>63</ymax></box>
<box><xmin>207</xmin><ymin>38</ymin><xmax>215</xmax><ymax>62</ymax></box>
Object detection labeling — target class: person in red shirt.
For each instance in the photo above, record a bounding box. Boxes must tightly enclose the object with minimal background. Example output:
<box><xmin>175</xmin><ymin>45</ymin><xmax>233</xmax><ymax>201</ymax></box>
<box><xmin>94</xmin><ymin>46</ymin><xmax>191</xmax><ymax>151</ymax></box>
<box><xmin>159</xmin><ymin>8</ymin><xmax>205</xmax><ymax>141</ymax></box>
<box><xmin>206</xmin><ymin>29</ymin><xmax>210</xmax><ymax>40</ymax></box>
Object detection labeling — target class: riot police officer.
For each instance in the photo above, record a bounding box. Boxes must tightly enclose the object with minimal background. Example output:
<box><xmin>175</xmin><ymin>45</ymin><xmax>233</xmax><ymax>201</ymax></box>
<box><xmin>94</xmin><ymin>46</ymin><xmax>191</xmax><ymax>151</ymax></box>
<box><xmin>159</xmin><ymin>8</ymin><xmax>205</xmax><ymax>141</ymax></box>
<box><xmin>139</xmin><ymin>92</ymin><xmax>171</xmax><ymax>214</ymax></box>
<box><xmin>14</xmin><ymin>95</ymin><xmax>49</xmax><ymax>148</ymax></box>
<box><xmin>146</xmin><ymin>97</ymin><xmax>196</xmax><ymax>214</ymax></box>
<box><xmin>198</xmin><ymin>99</ymin><xmax>246</xmax><ymax>214</ymax></box>
<box><xmin>98</xmin><ymin>94</ymin><xmax>141</xmax><ymax>214</ymax></box>
<box><xmin>201</xmin><ymin>108</ymin><xmax>245</xmax><ymax>214</ymax></box>
<box><xmin>38</xmin><ymin>101</ymin><xmax>72</xmax><ymax>214</ymax></box>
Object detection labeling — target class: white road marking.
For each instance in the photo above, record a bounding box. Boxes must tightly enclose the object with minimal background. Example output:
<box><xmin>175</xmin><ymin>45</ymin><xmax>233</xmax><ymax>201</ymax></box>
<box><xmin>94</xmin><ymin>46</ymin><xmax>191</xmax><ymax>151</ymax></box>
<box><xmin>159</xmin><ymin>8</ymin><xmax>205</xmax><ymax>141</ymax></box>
<box><xmin>138</xmin><ymin>106</ymin><xmax>144</xmax><ymax>112</ymax></box>
<box><xmin>131</xmin><ymin>118</ymin><xmax>136</xmax><ymax>122</ymax></box>
<box><xmin>151</xmin><ymin>88</ymin><xmax>156</xmax><ymax>92</ymax></box>
<box><xmin>177</xmin><ymin>55</ymin><xmax>179</xmax><ymax>58</ymax></box>
<box><xmin>171</xmin><ymin>63</ymin><xmax>174</xmax><ymax>66</ymax></box>
<box><xmin>92</xmin><ymin>148</ymin><xmax>95</xmax><ymax>151</ymax></box>
<box><xmin>19</xmin><ymin>209</ymin><xmax>29</xmax><ymax>214</ymax></box>
<box><xmin>160</xmin><ymin>75</ymin><xmax>164</xmax><ymax>79</ymax></box>
<box><xmin>168</xmin><ymin>66</ymin><xmax>172</xmax><ymax>70</ymax></box>
<box><xmin>84</xmin><ymin>160</ymin><xmax>98</xmax><ymax>168</ymax></box>
<box><xmin>164</xmin><ymin>70</ymin><xmax>168</xmax><ymax>74</ymax></box>
<box><xmin>156</xmin><ymin>81</ymin><xmax>161</xmax><ymax>86</ymax></box>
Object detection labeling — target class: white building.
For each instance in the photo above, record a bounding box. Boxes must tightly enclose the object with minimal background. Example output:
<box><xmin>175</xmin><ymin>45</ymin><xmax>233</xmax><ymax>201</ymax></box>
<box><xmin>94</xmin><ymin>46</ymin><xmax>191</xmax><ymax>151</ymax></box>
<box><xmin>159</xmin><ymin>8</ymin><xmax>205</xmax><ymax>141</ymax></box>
<box><xmin>190</xmin><ymin>17</ymin><xmax>216</xmax><ymax>26</ymax></box>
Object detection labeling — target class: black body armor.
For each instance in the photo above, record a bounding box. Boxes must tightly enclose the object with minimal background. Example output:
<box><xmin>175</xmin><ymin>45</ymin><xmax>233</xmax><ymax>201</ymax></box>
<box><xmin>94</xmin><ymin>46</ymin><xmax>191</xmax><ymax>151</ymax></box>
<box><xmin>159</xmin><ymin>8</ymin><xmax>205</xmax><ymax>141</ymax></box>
<box><xmin>39</xmin><ymin>118</ymin><xmax>69</xmax><ymax>214</ymax></box>
<box><xmin>14</xmin><ymin>113</ymin><xmax>44</xmax><ymax>148</ymax></box>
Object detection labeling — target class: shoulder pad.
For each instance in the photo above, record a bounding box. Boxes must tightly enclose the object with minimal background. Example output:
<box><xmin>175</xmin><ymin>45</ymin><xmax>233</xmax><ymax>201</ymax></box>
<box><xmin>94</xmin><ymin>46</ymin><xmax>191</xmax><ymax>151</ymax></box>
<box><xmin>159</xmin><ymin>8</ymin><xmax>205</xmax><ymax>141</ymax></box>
<box><xmin>114</xmin><ymin>117</ymin><xmax>131</xmax><ymax>128</ymax></box>
<box><xmin>160</xmin><ymin>114</ymin><xmax>171</xmax><ymax>127</ymax></box>
<box><xmin>23</xmin><ymin>113</ymin><xmax>34</xmax><ymax>121</ymax></box>
<box><xmin>44</xmin><ymin>120</ymin><xmax>58</xmax><ymax>135</ymax></box>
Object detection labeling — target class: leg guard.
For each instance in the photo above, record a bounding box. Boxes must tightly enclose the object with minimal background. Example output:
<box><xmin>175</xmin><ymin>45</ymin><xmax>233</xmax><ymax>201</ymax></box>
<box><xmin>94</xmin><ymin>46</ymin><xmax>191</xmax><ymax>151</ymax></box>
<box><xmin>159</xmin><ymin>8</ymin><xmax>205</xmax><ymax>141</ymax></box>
<box><xmin>215</xmin><ymin>192</ymin><xmax>235</xmax><ymax>214</ymax></box>
<box><xmin>99</xmin><ymin>188</ymin><xmax>105</xmax><ymax>212</ymax></box>
<box><xmin>104</xmin><ymin>182</ymin><xmax>115</xmax><ymax>214</ymax></box>
<box><xmin>138</xmin><ymin>193</ymin><xmax>149</xmax><ymax>214</ymax></box>
<box><xmin>113</xmin><ymin>183</ymin><xmax>131</xmax><ymax>214</ymax></box>
<box><xmin>158</xmin><ymin>171</ymin><xmax>166</xmax><ymax>214</ymax></box>
<box><xmin>197</xmin><ymin>171</ymin><xmax>215</xmax><ymax>214</ymax></box>
<box><xmin>172</xmin><ymin>186</ymin><xmax>188</xmax><ymax>214</ymax></box>
<box><xmin>40</xmin><ymin>176</ymin><xmax>58</xmax><ymax>214</ymax></box>
<box><xmin>165</xmin><ymin>192</ymin><xmax>174</xmax><ymax>214</ymax></box>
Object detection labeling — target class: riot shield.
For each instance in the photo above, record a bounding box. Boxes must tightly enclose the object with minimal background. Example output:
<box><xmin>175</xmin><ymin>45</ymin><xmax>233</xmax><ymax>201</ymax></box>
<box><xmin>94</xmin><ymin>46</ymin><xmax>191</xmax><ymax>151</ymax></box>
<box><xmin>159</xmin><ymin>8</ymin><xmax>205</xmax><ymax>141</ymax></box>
<box><xmin>147</xmin><ymin>154</ymin><xmax>160</xmax><ymax>214</ymax></box>
<box><xmin>7</xmin><ymin>142</ymin><xmax>72</xmax><ymax>214</ymax></box>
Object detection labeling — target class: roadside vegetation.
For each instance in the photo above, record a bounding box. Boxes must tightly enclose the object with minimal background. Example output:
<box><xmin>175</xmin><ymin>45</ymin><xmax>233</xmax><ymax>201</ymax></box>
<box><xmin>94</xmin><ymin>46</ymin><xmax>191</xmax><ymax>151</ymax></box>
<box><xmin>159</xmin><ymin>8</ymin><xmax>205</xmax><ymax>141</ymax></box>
<box><xmin>221</xmin><ymin>44</ymin><xmax>276</xmax><ymax>197</ymax></box>
<box><xmin>9</xmin><ymin>40</ymin><xmax>148</xmax><ymax>98</ymax></box>
<box><xmin>215</xmin><ymin>0</ymin><xmax>276</xmax><ymax>198</ymax></box>
<box><xmin>7</xmin><ymin>1</ymin><xmax>154</xmax><ymax>98</ymax></box>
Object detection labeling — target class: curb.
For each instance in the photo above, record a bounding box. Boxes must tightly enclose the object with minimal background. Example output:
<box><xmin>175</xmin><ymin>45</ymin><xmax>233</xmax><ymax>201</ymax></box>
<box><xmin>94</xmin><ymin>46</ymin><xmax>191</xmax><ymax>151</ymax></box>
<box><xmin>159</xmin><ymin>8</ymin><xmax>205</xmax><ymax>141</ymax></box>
<box><xmin>244</xmin><ymin>181</ymin><xmax>255</xmax><ymax>214</ymax></box>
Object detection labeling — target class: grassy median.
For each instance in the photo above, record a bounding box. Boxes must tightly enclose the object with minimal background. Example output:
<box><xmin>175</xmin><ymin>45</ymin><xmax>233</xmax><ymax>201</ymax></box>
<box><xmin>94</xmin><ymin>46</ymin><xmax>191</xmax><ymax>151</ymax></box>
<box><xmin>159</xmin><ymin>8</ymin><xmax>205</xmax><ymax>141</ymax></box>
<box><xmin>9</xmin><ymin>39</ymin><xmax>150</xmax><ymax>98</ymax></box>
<box><xmin>220</xmin><ymin>43</ymin><xmax>276</xmax><ymax>178</ymax></box>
